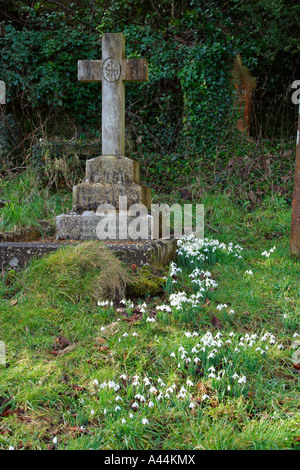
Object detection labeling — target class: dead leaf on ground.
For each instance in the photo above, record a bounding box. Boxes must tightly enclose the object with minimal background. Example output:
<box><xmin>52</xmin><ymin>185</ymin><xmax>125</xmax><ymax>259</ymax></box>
<box><xmin>211</xmin><ymin>315</ymin><xmax>223</xmax><ymax>330</ymax></box>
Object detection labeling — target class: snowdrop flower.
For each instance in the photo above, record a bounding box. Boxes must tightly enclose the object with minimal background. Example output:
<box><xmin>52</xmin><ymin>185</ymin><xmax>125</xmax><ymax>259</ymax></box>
<box><xmin>146</xmin><ymin>317</ymin><xmax>156</xmax><ymax>322</ymax></box>
<box><xmin>149</xmin><ymin>386</ymin><xmax>157</xmax><ymax>394</ymax></box>
<box><xmin>115</xmin><ymin>406</ymin><xmax>121</xmax><ymax>412</ymax></box>
<box><xmin>194</xmin><ymin>357</ymin><xmax>201</xmax><ymax>364</ymax></box>
<box><xmin>123</xmin><ymin>332</ymin><xmax>128</xmax><ymax>337</ymax></box>
<box><xmin>52</xmin><ymin>436</ymin><xmax>58</xmax><ymax>445</ymax></box>
<box><xmin>132</xmin><ymin>402</ymin><xmax>139</xmax><ymax>409</ymax></box>
<box><xmin>142</xmin><ymin>418</ymin><xmax>149</xmax><ymax>425</ymax></box>
<box><xmin>143</xmin><ymin>377</ymin><xmax>151</xmax><ymax>386</ymax></box>
<box><xmin>122</xmin><ymin>418</ymin><xmax>126</xmax><ymax>424</ymax></box>
<box><xmin>186</xmin><ymin>379</ymin><xmax>193</xmax><ymax>387</ymax></box>
<box><xmin>148</xmin><ymin>401</ymin><xmax>155</xmax><ymax>408</ymax></box>
<box><xmin>120</xmin><ymin>374</ymin><xmax>126</xmax><ymax>380</ymax></box>
<box><xmin>129</xmin><ymin>413</ymin><xmax>134</xmax><ymax>419</ymax></box>
<box><xmin>115</xmin><ymin>396</ymin><xmax>123</xmax><ymax>402</ymax></box>
<box><xmin>217</xmin><ymin>304</ymin><xmax>228</xmax><ymax>311</ymax></box>
<box><xmin>104</xmin><ymin>408</ymin><xmax>107</xmax><ymax>415</ymax></box>
<box><xmin>245</xmin><ymin>270</ymin><xmax>253</xmax><ymax>275</ymax></box>
<box><xmin>202</xmin><ymin>394</ymin><xmax>210</xmax><ymax>400</ymax></box>
<box><xmin>93</xmin><ymin>379</ymin><xmax>99</xmax><ymax>385</ymax></box>
<box><xmin>232</xmin><ymin>373</ymin><xmax>239</xmax><ymax>379</ymax></box>
<box><xmin>90</xmin><ymin>409</ymin><xmax>95</xmax><ymax>415</ymax></box>
<box><xmin>237</xmin><ymin>376</ymin><xmax>247</xmax><ymax>384</ymax></box>
<box><xmin>189</xmin><ymin>402</ymin><xmax>195</xmax><ymax>409</ymax></box>
<box><xmin>132</xmin><ymin>332</ymin><xmax>138</xmax><ymax>337</ymax></box>
<box><xmin>8</xmin><ymin>446</ymin><xmax>14</xmax><ymax>450</ymax></box>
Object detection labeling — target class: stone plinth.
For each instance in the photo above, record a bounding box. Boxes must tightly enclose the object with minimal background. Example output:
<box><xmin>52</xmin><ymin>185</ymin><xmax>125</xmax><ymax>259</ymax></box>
<box><xmin>0</xmin><ymin>239</ymin><xmax>177</xmax><ymax>271</ymax></box>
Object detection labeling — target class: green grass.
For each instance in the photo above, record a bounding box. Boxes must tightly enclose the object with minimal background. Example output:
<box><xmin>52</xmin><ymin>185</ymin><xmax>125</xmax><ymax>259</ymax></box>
<box><xmin>0</xmin><ymin>170</ymin><xmax>72</xmax><ymax>232</ymax></box>
<box><xmin>0</xmin><ymin>177</ymin><xmax>299</xmax><ymax>450</ymax></box>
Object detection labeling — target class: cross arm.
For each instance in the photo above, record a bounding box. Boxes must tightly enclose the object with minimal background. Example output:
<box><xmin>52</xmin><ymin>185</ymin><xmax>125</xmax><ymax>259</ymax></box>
<box><xmin>121</xmin><ymin>59</ymin><xmax>148</xmax><ymax>82</ymax></box>
<box><xmin>78</xmin><ymin>60</ymin><xmax>102</xmax><ymax>83</ymax></box>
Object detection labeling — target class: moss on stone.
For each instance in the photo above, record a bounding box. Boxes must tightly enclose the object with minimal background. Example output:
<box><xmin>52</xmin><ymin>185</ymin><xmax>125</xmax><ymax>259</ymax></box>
<box><xmin>126</xmin><ymin>266</ymin><xmax>166</xmax><ymax>298</ymax></box>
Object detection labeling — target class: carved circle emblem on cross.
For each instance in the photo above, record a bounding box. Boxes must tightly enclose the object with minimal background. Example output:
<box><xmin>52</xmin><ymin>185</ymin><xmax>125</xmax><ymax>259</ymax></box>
<box><xmin>103</xmin><ymin>57</ymin><xmax>121</xmax><ymax>82</ymax></box>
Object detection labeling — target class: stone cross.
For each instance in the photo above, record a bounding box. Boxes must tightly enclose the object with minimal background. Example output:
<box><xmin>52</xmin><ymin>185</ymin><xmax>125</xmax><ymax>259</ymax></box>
<box><xmin>78</xmin><ymin>33</ymin><xmax>148</xmax><ymax>156</ymax></box>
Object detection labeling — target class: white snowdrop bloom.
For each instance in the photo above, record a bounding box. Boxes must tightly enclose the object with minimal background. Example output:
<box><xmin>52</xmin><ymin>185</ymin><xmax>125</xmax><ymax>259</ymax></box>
<box><xmin>133</xmin><ymin>375</ymin><xmax>140</xmax><ymax>381</ymax></box>
<box><xmin>132</xmin><ymin>332</ymin><xmax>138</xmax><ymax>337</ymax></box>
<box><xmin>129</xmin><ymin>413</ymin><xmax>134</xmax><ymax>419</ymax></box>
<box><xmin>194</xmin><ymin>357</ymin><xmax>201</xmax><ymax>364</ymax></box>
<box><xmin>122</xmin><ymin>418</ymin><xmax>126</xmax><ymax>424</ymax></box>
<box><xmin>189</xmin><ymin>402</ymin><xmax>195</xmax><ymax>409</ymax></box>
<box><xmin>120</xmin><ymin>374</ymin><xmax>126</xmax><ymax>380</ymax></box>
<box><xmin>293</xmin><ymin>333</ymin><xmax>300</xmax><ymax>338</ymax></box>
<box><xmin>185</xmin><ymin>332</ymin><xmax>193</xmax><ymax>338</ymax></box>
<box><xmin>142</xmin><ymin>418</ymin><xmax>149</xmax><ymax>425</ymax></box>
<box><xmin>93</xmin><ymin>379</ymin><xmax>99</xmax><ymax>385</ymax></box>
<box><xmin>123</xmin><ymin>332</ymin><xmax>128</xmax><ymax>337</ymax></box>
<box><xmin>208</xmin><ymin>366</ymin><xmax>215</xmax><ymax>372</ymax></box>
<box><xmin>115</xmin><ymin>406</ymin><xmax>121</xmax><ymax>412</ymax></box>
<box><xmin>8</xmin><ymin>446</ymin><xmax>14</xmax><ymax>450</ymax></box>
<box><xmin>100</xmin><ymin>381</ymin><xmax>107</xmax><ymax>388</ymax></box>
<box><xmin>191</xmin><ymin>347</ymin><xmax>198</xmax><ymax>353</ymax></box>
<box><xmin>217</xmin><ymin>304</ymin><xmax>228</xmax><ymax>311</ymax></box>
<box><xmin>115</xmin><ymin>396</ymin><xmax>123</xmax><ymax>402</ymax></box>
<box><xmin>104</xmin><ymin>409</ymin><xmax>107</xmax><ymax>415</ymax></box>
<box><xmin>234</xmin><ymin>348</ymin><xmax>240</xmax><ymax>353</ymax></box>
<box><xmin>100</xmin><ymin>326</ymin><xmax>106</xmax><ymax>331</ymax></box>
<box><xmin>237</xmin><ymin>376</ymin><xmax>247</xmax><ymax>384</ymax></box>
<box><xmin>186</xmin><ymin>379</ymin><xmax>193</xmax><ymax>387</ymax></box>
<box><xmin>140</xmin><ymin>307</ymin><xmax>146</xmax><ymax>313</ymax></box>
<box><xmin>229</xmin><ymin>332</ymin><xmax>235</xmax><ymax>337</ymax></box>
<box><xmin>226</xmin><ymin>340</ymin><xmax>232</xmax><ymax>344</ymax></box>
<box><xmin>90</xmin><ymin>409</ymin><xmax>95</xmax><ymax>415</ymax></box>
<box><xmin>227</xmin><ymin>385</ymin><xmax>231</xmax><ymax>391</ymax></box>
<box><xmin>156</xmin><ymin>393</ymin><xmax>163</xmax><ymax>401</ymax></box>
<box><xmin>118</xmin><ymin>338</ymin><xmax>121</xmax><ymax>343</ymax></box>
<box><xmin>208</xmin><ymin>352</ymin><xmax>215</xmax><ymax>359</ymax></box>
<box><xmin>245</xmin><ymin>270</ymin><xmax>253</xmax><ymax>275</ymax></box>
<box><xmin>232</xmin><ymin>373</ymin><xmax>239</xmax><ymax>379</ymax></box>
<box><xmin>146</xmin><ymin>317</ymin><xmax>156</xmax><ymax>322</ymax></box>
<box><xmin>149</xmin><ymin>386</ymin><xmax>157</xmax><ymax>393</ymax></box>
<box><xmin>148</xmin><ymin>401</ymin><xmax>155</xmax><ymax>408</ymax></box>
<box><xmin>132</xmin><ymin>380</ymin><xmax>140</xmax><ymax>387</ymax></box>
<box><xmin>202</xmin><ymin>394</ymin><xmax>210</xmax><ymax>400</ymax></box>
<box><xmin>132</xmin><ymin>402</ymin><xmax>139</xmax><ymax>409</ymax></box>
<box><xmin>185</xmin><ymin>358</ymin><xmax>191</xmax><ymax>363</ymax></box>
<box><xmin>140</xmin><ymin>395</ymin><xmax>146</xmax><ymax>403</ymax></box>
<box><xmin>52</xmin><ymin>437</ymin><xmax>58</xmax><ymax>445</ymax></box>
<box><xmin>208</xmin><ymin>372</ymin><xmax>215</xmax><ymax>378</ymax></box>
<box><xmin>278</xmin><ymin>344</ymin><xmax>284</xmax><ymax>350</ymax></box>
<box><xmin>229</xmin><ymin>309</ymin><xmax>235</xmax><ymax>314</ymax></box>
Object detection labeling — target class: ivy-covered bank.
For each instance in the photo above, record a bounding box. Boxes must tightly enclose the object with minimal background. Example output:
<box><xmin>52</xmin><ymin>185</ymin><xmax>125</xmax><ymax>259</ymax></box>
<box><xmin>0</xmin><ymin>1</ymin><xmax>299</xmax><ymax>184</ymax></box>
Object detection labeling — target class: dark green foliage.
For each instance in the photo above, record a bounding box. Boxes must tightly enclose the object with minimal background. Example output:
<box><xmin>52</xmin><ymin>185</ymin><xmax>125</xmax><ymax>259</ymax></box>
<box><xmin>0</xmin><ymin>1</ymin><xmax>299</xmax><ymax>192</ymax></box>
